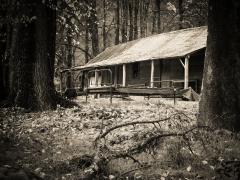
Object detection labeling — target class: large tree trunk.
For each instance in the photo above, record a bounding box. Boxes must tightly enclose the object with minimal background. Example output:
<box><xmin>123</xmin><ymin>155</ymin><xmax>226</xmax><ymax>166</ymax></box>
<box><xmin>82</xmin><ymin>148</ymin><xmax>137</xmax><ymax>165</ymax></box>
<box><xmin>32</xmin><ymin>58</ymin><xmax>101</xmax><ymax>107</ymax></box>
<box><xmin>199</xmin><ymin>0</ymin><xmax>240</xmax><ymax>131</ymax></box>
<box><xmin>4</xmin><ymin>0</ymin><xmax>74</xmax><ymax>111</ymax></box>
<box><xmin>33</xmin><ymin>0</ymin><xmax>57</xmax><ymax>110</ymax></box>
<box><xmin>0</xmin><ymin>1</ymin><xmax>8</xmax><ymax>101</ymax></box>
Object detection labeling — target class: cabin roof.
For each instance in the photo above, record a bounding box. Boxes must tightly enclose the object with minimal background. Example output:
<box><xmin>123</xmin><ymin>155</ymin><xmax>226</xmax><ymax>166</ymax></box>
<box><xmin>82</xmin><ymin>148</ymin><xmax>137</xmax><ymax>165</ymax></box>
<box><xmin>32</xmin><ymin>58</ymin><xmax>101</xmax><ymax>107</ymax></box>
<box><xmin>76</xmin><ymin>26</ymin><xmax>207</xmax><ymax>70</ymax></box>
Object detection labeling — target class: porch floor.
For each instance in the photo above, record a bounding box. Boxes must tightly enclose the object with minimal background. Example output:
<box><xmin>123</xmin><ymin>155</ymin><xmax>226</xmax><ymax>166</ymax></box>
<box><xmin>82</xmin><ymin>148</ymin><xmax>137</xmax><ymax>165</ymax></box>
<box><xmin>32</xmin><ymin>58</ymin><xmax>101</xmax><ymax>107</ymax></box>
<box><xmin>80</xmin><ymin>86</ymin><xmax>199</xmax><ymax>101</ymax></box>
<box><xmin>83</xmin><ymin>86</ymin><xmax>183</xmax><ymax>97</ymax></box>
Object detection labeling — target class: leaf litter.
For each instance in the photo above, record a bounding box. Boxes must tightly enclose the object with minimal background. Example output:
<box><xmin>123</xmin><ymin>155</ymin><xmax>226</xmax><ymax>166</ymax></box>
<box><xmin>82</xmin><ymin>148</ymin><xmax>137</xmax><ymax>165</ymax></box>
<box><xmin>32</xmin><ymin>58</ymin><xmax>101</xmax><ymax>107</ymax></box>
<box><xmin>1</xmin><ymin>97</ymin><xmax>239</xmax><ymax>179</ymax></box>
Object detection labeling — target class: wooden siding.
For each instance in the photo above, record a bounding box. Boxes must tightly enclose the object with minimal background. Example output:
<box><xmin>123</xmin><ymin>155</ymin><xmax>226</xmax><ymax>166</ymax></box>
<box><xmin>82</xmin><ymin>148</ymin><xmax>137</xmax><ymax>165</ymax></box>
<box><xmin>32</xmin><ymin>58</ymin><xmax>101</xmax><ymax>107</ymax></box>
<box><xmin>91</xmin><ymin>49</ymin><xmax>204</xmax><ymax>93</ymax></box>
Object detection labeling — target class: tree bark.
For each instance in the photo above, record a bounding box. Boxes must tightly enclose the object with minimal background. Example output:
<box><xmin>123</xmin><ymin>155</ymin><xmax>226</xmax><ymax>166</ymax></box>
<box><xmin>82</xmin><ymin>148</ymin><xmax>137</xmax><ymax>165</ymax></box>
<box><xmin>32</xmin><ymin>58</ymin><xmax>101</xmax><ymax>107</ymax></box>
<box><xmin>139</xmin><ymin>0</ymin><xmax>145</xmax><ymax>37</ymax></box>
<box><xmin>178</xmin><ymin>0</ymin><xmax>183</xmax><ymax>29</ymax></box>
<box><xmin>152</xmin><ymin>0</ymin><xmax>157</xmax><ymax>34</ymax></box>
<box><xmin>140</xmin><ymin>0</ymin><xmax>149</xmax><ymax>38</ymax></box>
<box><xmin>133</xmin><ymin>0</ymin><xmax>139</xmax><ymax>40</ymax></box>
<box><xmin>121</xmin><ymin>0</ymin><xmax>128</xmax><ymax>43</ymax></box>
<box><xmin>66</xmin><ymin>18</ymin><xmax>73</xmax><ymax>89</ymax></box>
<box><xmin>0</xmin><ymin>1</ymin><xmax>8</xmax><ymax>101</ymax></box>
<box><xmin>85</xmin><ymin>25</ymin><xmax>89</xmax><ymax>63</ymax></box>
<box><xmin>32</xmin><ymin>0</ymin><xmax>57</xmax><ymax>110</ymax></box>
<box><xmin>89</xmin><ymin>0</ymin><xmax>99</xmax><ymax>57</ymax></box>
<box><xmin>152</xmin><ymin>0</ymin><xmax>161</xmax><ymax>34</ymax></box>
<box><xmin>115</xmin><ymin>0</ymin><xmax>120</xmax><ymax>45</ymax></box>
<box><xmin>102</xmin><ymin>0</ymin><xmax>107</xmax><ymax>50</ymax></box>
<box><xmin>4</xmin><ymin>0</ymin><xmax>76</xmax><ymax>111</ymax></box>
<box><xmin>199</xmin><ymin>0</ymin><xmax>240</xmax><ymax>131</ymax></box>
<box><xmin>156</xmin><ymin>0</ymin><xmax>161</xmax><ymax>33</ymax></box>
<box><xmin>129</xmin><ymin>0</ymin><xmax>134</xmax><ymax>41</ymax></box>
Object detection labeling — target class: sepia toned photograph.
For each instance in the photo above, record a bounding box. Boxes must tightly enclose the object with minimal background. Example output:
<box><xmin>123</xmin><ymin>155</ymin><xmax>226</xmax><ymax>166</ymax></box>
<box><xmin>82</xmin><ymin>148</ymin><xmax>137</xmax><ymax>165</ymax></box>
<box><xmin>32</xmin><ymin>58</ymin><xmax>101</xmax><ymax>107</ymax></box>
<box><xmin>0</xmin><ymin>0</ymin><xmax>239</xmax><ymax>179</ymax></box>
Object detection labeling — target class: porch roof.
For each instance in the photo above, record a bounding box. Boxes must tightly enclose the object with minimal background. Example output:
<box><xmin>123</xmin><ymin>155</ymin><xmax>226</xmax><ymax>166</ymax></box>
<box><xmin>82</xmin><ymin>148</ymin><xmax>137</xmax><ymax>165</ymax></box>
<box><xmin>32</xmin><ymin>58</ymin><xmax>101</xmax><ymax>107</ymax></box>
<box><xmin>77</xmin><ymin>26</ymin><xmax>207</xmax><ymax>70</ymax></box>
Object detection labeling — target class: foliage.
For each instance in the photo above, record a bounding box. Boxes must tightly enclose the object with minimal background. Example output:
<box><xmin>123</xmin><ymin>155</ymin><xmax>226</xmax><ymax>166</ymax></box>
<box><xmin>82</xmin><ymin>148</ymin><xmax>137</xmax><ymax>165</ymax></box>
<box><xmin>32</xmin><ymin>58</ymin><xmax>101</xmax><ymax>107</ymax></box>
<box><xmin>54</xmin><ymin>0</ymin><xmax>208</xmax><ymax>69</ymax></box>
<box><xmin>1</xmin><ymin>98</ymin><xmax>239</xmax><ymax>179</ymax></box>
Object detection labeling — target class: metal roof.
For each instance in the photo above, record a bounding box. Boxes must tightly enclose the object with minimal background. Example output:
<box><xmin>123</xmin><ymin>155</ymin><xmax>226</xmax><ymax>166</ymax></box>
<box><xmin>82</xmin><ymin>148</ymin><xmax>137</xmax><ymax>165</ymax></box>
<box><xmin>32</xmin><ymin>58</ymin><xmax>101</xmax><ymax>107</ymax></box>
<box><xmin>77</xmin><ymin>26</ymin><xmax>207</xmax><ymax>70</ymax></box>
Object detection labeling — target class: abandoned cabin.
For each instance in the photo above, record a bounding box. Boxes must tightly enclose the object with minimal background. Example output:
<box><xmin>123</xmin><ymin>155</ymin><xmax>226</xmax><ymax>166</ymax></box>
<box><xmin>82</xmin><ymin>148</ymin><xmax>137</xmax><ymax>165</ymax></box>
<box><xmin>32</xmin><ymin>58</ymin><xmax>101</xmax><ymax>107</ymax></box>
<box><xmin>61</xmin><ymin>26</ymin><xmax>207</xmax><ymax>100</ymax></box>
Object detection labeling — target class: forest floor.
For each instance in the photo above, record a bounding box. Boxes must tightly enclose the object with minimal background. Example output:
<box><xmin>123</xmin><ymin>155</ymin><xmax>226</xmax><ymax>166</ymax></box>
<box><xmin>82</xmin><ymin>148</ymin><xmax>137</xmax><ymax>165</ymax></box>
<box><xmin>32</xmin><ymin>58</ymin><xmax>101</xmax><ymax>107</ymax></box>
<box><xmin>0</xmin><ymin>96</ymin><xmax>240</xmax><ymax>180</ymax></box>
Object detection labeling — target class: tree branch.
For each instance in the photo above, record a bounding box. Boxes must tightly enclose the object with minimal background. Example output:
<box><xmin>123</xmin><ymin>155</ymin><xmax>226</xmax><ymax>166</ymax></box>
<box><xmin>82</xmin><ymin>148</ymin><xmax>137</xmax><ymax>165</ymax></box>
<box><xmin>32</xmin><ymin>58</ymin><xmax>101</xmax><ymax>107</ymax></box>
<box><xmin>56</xmin><ymin>42</ymin><xmax>93</xmax><ymax>59</ymax></box>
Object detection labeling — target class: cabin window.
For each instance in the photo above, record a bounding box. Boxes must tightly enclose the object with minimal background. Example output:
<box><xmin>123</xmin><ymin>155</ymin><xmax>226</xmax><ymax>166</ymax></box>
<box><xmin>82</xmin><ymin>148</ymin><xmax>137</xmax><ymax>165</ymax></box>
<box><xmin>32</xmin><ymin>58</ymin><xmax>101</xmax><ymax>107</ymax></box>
<box><xmin>132</xmin><ymin>62</ymin><xmax>140</xmax><ymax>79</ymax></box>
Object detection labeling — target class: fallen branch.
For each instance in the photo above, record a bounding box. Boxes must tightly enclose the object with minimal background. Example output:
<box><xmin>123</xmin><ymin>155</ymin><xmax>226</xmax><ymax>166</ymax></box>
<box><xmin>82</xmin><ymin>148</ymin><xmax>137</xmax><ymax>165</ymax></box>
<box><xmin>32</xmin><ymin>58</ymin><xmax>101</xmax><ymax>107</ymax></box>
<box><xmin>96</xmin><ymin>113</ymin><xmax>182</xmax><ymax>141</ymax></box>
<box><xmin>89</xmin><ymin>125</ymin><xmax>212</xmax><ymax>179</ymax></box>
<box><xmin>119</xmin><ymin>164</ymin><xmax>152</xmax><ymax>178</ymax></box>
<box><xmin>111</xmin><ymin>125</ymin><xmax>212</xmax><ymax>156</ymax></box>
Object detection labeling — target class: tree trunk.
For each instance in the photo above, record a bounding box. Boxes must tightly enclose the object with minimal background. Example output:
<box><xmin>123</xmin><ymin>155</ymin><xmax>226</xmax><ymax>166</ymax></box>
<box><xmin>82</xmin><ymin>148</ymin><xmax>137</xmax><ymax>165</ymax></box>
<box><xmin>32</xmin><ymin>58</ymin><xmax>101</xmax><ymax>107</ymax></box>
<box><xmin>133</xmin><ymin>0</ymin><xmax>139</xmax><ymax>40</ymax></box>
<box><xmin>85</xmin><ymin>26</ymin><xmax>89</xmax><ymax>63</ymax></box>
<box><xmin>0</xmin><ymin>2</ymin><xmax>8</xmax><ymax>101</ymax></box>
<box><xmin>102</xmin><ymin>0</ymin><xmax>107</xmax><ymax>50</ymax></box>
<box><xmin>89</xmin><ymin>0</ymin><xmax>99</xmax><ymax>57</ymax></box>
<box><xmin>66</xmin><ymin>18</ymin><xmax>73</xmax><ymax>89</ymax></box>
<box><xmin>139</xmin><ymin>0</ymin><xmax>145</xmax><ymax>37</ymax></box>
<box><xmin>178</xmin><ymin>0</ymin><xmax>183</xmax><ymax>29</ymax></box>
<box><xmin>121</xmin><ymin>0</ymin><xmax>128</xmax><ymax>43</ymax></box>
<box><xmin>115</xmin><ymin>0</ymin><xmax>120</xmax><ymax>45</ymax></box>
<box><xmin>199</xmin><ymin>0</ymin><xmax>240</xmax><ymax>131</ymax></box>
<box><xmin>128</xmin><ymin>0</ymin><xmax>134</xmax><ymax>41</ymax></box>
<box><xmin>152</xmin><ymin>0</ymin><xmax>161</xmax><ymax>34</ymax></box>
<box><xmin>156</xmin><ymin>0</ymin><xmax>161</xmax><ymax>33</ymax></box>
<box><xmin>140</xmin><ymin>0</ymin><xmax>149</xmax><ymax>38</ymax></box>
<box><xmin>152</xmin><ymin>0</ymin><xmax>157</xmax><ymax>34</ymax></box>
<box><xmin>4</xmin><ymin>0</ymin><xmax>75</xmax><ymax>111</ymax></box>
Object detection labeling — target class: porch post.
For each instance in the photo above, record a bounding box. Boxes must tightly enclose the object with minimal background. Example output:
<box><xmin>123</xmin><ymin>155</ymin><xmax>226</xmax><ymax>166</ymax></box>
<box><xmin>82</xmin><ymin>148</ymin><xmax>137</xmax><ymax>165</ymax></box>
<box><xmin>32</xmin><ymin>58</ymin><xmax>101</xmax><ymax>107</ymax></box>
<box><xmin>114</xmin><ymin>65</ymin><xmax>118</xmax><ymax>86</ymax></box>
<box><xmin>122</xmin><ymin>64</ymin><xmax>126</xmax><ymax>87</ymax></box>
<box><xmin>150</xmin><ymin>60</ymin><xmax>155</xmax><ymax>88</ymax></box>
<box><xmin>184</xmin><ymin>55</ymin><xmax>189</xmax><ymax>89</ymax></box>
<box><xmin>60</xmin><ymin>71</ymin><xmax>63</xmax><ymax>94</ymax></box>
<box><xmin>95</xmin><ymin>69</ymin><xmax>99</xmax><ymax>87</ymax></box>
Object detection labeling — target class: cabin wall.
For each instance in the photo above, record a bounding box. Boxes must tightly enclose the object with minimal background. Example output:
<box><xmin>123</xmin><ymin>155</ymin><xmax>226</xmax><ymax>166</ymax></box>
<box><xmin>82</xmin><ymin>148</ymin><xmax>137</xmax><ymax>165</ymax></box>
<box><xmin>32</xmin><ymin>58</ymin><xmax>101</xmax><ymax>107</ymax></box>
<box><xmin>158</xmin><ymin>51</ymin><xmax>204</xmax><ymax>92</ymax></box>
<box><xmin>189</xmin><ymin>50</ymin><xmax>205</xmax><ymax>92</ymax></box>
<box><xmin>117</xmin><ymin>65</ymin><xmax>123</xmax><ymax>85</ymax></box>
<box><xmin>90</xmin><ymin>49</ymin><xmax>204</xmax><ymax>93</ymax></box>
<box><xmin>126</xmin><ymin>61</ymin><xmax>151</xmax><ymax>86</ymax></box>
<box><xmin>124</xmin><ymin>50</ymin><xmax>204</xmax><ymax>92</ymax></box>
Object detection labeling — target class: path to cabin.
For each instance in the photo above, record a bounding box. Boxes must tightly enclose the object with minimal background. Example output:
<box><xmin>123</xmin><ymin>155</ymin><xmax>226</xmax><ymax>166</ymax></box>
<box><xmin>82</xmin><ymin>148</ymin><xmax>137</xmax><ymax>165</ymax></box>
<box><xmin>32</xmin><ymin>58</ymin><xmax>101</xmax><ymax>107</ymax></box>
<box><xmin>1</xmin><ymin>97</ymin><xmax>239</xmax><ymax>179</ymax></box>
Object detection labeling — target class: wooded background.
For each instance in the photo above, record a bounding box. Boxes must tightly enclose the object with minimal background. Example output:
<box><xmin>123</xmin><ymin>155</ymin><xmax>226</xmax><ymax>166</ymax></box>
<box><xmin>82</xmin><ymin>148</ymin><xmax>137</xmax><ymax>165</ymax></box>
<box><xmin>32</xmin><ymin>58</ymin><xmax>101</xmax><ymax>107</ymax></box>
<box><xmin>0</xmin><ymin>0</ymin><xmax>207</xmax><ymax>110</ymax></box>
<box><xmin>55</xmin><ymin>0</ymin><xmax>207</xmax><ymax>69</ymax></box>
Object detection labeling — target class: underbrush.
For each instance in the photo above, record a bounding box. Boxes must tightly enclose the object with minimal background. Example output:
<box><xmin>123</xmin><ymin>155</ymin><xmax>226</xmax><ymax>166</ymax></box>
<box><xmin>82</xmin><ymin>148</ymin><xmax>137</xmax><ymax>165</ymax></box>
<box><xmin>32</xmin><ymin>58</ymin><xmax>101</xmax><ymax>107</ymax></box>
<box><xmin>0</xmin><ymin>98</ymin><xmax>240</xmax><ymax>179</ymax></box>
<box><xmin>95</xmin><ymin>123</ymin><xmax>240</xmax><ymax>180</ymax></box>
